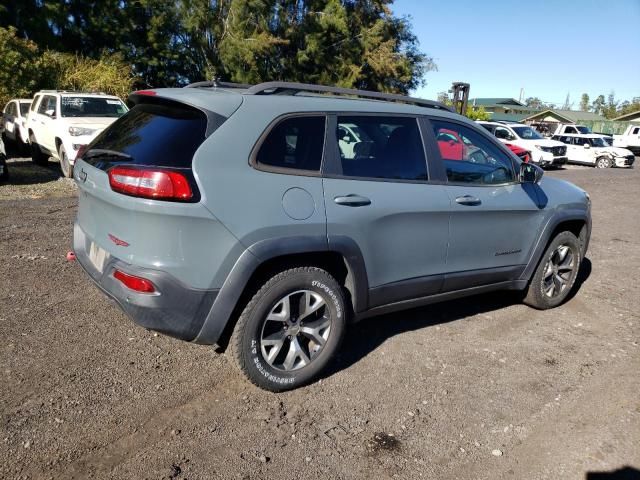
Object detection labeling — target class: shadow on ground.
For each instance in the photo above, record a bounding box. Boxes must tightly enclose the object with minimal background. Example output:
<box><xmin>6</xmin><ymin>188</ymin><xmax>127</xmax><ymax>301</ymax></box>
<box><xmin>586</xmin><ymin>467</ymin><xmax>640</xmax><ymax>479</ymax></box>
<box><xmin>3</xmin><ymin>157</ymin><xmax>62</xmax><ymax>185</ymax></box>
<box><xmin>327</xmin><ymin>258</ymin><xmax>592</xmax><ymax>377</ymax></box>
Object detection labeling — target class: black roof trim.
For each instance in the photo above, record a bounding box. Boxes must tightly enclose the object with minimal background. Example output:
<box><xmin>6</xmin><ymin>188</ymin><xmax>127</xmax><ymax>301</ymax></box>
<box><xmin>244</xmin><ymin>81</ymin><xmax>453</xmax><ymax>112</ymax></box>
<box><xmin>185</xmin><ymin>80</ymin><xmax>252</xmax><ymax>89</ymax></box>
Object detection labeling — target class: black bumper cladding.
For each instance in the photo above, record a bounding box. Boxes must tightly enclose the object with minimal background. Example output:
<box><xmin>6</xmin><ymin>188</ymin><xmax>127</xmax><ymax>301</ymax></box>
<box><xmin>73</xmin><ymin>223</ymin><xmax>218</xmax><ymax>341</ymax></box>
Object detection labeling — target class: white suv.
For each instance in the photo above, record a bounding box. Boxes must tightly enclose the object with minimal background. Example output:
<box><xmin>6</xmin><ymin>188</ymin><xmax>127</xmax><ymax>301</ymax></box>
<box><xmin>27</xmin><ymin>91</ymin><xmax>128</xmax><ymax>177</ymax></box>
<box><xmin>478</xmin><ymin>121</ymin><xmax>568</xmax><ymax>168</ymax></box>
<box><xmin>552</xmin><ymin>134</ymin><xmax>635</xmax><ymax>168</ymax></box>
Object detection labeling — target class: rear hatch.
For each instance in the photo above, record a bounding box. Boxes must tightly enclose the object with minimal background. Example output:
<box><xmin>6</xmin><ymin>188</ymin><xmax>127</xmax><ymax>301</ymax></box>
<box><xmin>74</xmin><ymin>91</ymin><xmax>242</xmax><ymax>289</ymax></box>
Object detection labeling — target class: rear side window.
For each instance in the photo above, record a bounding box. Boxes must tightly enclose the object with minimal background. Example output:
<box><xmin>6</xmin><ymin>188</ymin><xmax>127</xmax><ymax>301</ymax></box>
<box><xmin>335</xmin><ymin>116</ymin><xmax>427</xmax><ymax>181</ymax></box>
<box><xmin>83</xmin><ymin>102</ymin><xmax>207</xmax><ymax>170</ymax></box>
<box><xmin>256</xmin><ymin>116</ymin><xmax>325</xmax><ymax>172</ymax></box>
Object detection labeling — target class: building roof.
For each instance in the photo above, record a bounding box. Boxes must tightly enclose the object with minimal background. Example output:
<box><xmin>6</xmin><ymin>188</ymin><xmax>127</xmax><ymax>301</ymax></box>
<box><xmin>470</xmin><ymin>98</ymin><xmax>527</xmax><ymax>107</ymax></box>
<box><xmin>613</xmin><ymin>110</ymin><xmax>640</xmax><ymax>122</ymax></box>
<box><xmin>488</xmin><ymin>112</ymin><xmax>530</xmax><ymax>122</ymax></box>
<box><xmin>524</xmin><ymin>109</ymin><xmax>607</xmax><ymax>123</ymax></box>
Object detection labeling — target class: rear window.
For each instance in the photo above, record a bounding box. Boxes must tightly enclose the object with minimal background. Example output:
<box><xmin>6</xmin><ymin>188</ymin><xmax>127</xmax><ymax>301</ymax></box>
<box><xmin>83</xmin><ymin>103</ymin><xmax>207</xmax><ymax>170</ymax></box>
<box><xmin>255</xmin><ymin>116</ymin><xmax>325</xmax><ymax>172</ymax></box>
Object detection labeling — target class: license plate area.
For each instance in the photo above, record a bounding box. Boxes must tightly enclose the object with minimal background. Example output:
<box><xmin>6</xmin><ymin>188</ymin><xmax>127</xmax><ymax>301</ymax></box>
<box><xmin>88</xmin><ymin>241</ymin><xmax>109</xmax><ymax>273</ymax></box>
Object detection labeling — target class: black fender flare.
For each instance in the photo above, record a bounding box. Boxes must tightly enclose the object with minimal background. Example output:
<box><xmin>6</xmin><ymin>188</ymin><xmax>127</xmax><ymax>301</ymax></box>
<box><xmin>193</xmin><ymin>235</ymin><xmax>369</xmax><ymax>345</ymax></box>
<box><xmin>520</xmin><ymin>209</ymin><xmax>591</xmax><ymax>282</ymax></box>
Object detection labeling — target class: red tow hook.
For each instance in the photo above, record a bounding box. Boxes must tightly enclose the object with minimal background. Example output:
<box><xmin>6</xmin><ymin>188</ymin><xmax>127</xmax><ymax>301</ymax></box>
<box><xmin>66</xmin><ymin>251</ymin><xmax>76</xmax><ymax>262</ymax></box>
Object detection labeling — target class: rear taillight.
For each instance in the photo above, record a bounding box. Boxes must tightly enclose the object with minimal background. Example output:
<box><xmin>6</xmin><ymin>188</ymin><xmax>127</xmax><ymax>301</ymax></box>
<box><xmin>113</xmin><ymin>269</ymin><xmax>156</xmax><ymax>293</ymax></box>
<box><xmin>108</xmin><ymin>166</ymin><xmax>193</xmax><ymax>201</ymax></box>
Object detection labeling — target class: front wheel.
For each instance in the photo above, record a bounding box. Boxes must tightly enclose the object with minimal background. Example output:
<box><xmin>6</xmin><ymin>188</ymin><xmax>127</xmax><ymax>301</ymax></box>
<box><xmin>595</xmin><ymin>156</ymin><xmax>612</xmax><ymax>169</ymax></box>
<box><xmin>523</xmin><ymin>231</ymin><xmax>581</xmax><ymax>310</ymax></box>
<box><xmin>59</xmin><ymin>145</ymin><xmax>73</xmax><ymax>178</ymax></box>
<box><xmin>228</xmin><ymin>267</ymin><xmax>346</xmax><ymax>391</ymax></box>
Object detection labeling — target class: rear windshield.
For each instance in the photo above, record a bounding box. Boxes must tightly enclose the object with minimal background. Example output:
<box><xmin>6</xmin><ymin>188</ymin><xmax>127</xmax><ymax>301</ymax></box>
<box><xmin>83</xmin><ymin>103</ymin><xmax>207</xmax><ymax>170</ymax></box>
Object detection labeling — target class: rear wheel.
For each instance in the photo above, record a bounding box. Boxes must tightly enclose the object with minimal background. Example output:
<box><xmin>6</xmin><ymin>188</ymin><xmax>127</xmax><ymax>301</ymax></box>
<box><xmin>595</xmin><ymin>156</ymin><xmax>612</xmax><ymax>169</ymax></box>
<box><xmin>59</xmin><ymin>144</ymin><xmax>73</xmax><ymax>178</ymax></box>
<box><xmin>228</xmin><ymin>267</ymin><xmax>346</xmax><ymax>391</ymax></box>
<box><xmin>30</xmin><ymin>134</ymin><xmax>48</xmax><ymax>166</ymax></box>
<box><xmin>523</xmin><ymin>231</ymin><xmax>581</xmax><ymax>310</ymax></box>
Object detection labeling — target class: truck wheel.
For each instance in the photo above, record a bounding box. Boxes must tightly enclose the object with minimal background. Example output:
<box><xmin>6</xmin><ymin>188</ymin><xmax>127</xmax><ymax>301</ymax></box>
<box><xmin>228</xmin><ymin>267</ymin><xmax>346</xmax><ymax>392</ymax></box>
<box><xmin>59</xmin><ymin>145</ymin><xmax>73</xmax><ymax>178</ymax></box>
<box><xmin>523</xmin><ymin>231</ymin><xmax>581</xmax><ymax>310</ymax></box>
<box><xmin>595</xmin><ymin>156</ymin><xmax>612</xmax><ymax>169</ymax></box>
<box><xmin>30</xmin><ymin>135</ymin><xmax>48</xmax><ymax>166</ymax></box>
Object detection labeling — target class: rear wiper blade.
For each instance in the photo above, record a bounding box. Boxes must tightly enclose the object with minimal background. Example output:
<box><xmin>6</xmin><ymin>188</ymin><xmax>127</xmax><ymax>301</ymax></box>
<box><xmin>84</xmin><ymin>149</ymin><xmax>132</xmax><ymax>160</ymax></box>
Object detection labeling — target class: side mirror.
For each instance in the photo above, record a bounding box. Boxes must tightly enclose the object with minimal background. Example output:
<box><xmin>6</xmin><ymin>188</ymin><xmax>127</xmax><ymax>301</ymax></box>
<box><xmin>45</xmin><ymin>109</ymin><xmax>56</xmax><ymax>118</ymax></box>
<box><xmin>520</xmin><ymin>162</ymin><xmax>544</xmax><ymax>184</ymax></box>
<box><xmin>583</xmin><ymin>143</ymin><xmax>590</xmax><ymax>149</ymax></box>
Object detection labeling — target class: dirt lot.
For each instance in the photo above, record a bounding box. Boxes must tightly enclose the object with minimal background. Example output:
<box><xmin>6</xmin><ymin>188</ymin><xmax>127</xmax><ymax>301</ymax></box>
<box><xmin>1</xmin><ymin>157</ymin><xmax>639</xmax><ymax>480</ymax></box>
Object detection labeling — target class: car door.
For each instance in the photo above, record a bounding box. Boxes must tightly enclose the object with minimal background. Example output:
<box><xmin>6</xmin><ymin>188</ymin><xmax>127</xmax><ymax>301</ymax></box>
<box><xmin>36</xmin><ymin>95</ymin><xmax>58</xmax><ymax>152</ymax></box>
<box><xmin>427</xmin><ymin>118</ymin><xmax>547</xmax><ymax>291</ymax></box>
<box><xmin>571</xmin><ymin>137</ymin><xmax>593</xmax><ymax>164</ymax></box>
<box><xmin>556</xmin><ymin>136</ymin><xmax>578</xmax><ymax>163</ymax></box>
<box><xmin>3</xmin><ymin>102</ymin><xmax>16</xmax><ymax>140</ymax></box>
<box><xmin>323</xmin><ymin>114</ymin><xmax>450</xmax><ymax>309</ymax></box>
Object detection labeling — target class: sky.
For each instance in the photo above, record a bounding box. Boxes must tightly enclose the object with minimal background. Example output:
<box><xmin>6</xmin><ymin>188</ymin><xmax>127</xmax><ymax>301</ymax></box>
<box><xmin>393</xmin><ymin>0</ymin><xmax>640</xmax><ymax>106</ymax></box>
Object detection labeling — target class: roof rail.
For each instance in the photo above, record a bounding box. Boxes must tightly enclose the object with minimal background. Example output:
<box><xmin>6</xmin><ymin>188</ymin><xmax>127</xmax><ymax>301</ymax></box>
<box><xmin>185</xmin><ymin>80</ymin><xmax>252</xmax><ymax>89</ymax></box>
<box><xmin>245</xmin><ymin>81</ymin><xmax>454</xmax><ymax>112</ymax></box>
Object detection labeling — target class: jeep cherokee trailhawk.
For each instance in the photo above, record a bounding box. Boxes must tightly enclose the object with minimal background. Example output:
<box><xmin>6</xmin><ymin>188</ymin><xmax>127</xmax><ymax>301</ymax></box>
<box><xmin>73</xmin><ymin>82</ymin><xmax>591</xmax><ymax>391</ymax></box>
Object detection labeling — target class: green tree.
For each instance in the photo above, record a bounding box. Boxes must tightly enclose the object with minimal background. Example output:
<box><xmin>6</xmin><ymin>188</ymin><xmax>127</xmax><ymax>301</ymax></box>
<box><xmin>465</xmin><ymin>106</ymin><xmax>490</xmax><ymax>121</ymax></box>
<box><xmin>525</xmin><ymin>97</ymin><xmax>544</xmax><ymax>110</ymax></box>
<box><xmin>0</xmin><ymin>26</ymin><xmax>40</xmax><ymax>106</ymax></box>
<box><xmin>602</xmin><ymin>91</ymin><xmax>618</xmax><ymax>119</ymax></box>
<box><xmin>579</xmin><ymin>93</ymin><xmax>590</xmax><ymax>112</ymax></box>
<box><xmin>591</xmin><ymin>94</ymin><xmax>605</xmax><ymax>115</ymax></box>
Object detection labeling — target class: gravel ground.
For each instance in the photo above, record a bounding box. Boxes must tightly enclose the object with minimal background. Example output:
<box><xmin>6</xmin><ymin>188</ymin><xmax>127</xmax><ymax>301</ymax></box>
<box><xmin>1</xmin><ymin>158</ymin><xmax>639</xmax><ymax>480</ymax></box>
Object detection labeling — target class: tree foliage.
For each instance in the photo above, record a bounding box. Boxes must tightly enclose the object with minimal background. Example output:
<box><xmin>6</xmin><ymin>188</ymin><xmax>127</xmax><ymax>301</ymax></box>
<box><xmin>0</xmin><ymin>26</ymin><xmax>134</xmax><ymax>106</ymax></box>
<box><xmin>1</xmin><ymin>0</ymin><xmax>433</xmax><ymax>94</ymax></box>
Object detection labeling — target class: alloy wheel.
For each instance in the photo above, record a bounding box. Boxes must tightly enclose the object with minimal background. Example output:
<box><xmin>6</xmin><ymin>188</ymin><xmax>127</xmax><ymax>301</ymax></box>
<box><xmin>260</xmin><ymin>290</ymin><xmax>331</xmax><ymax>371</ymax></box>
<box><xmin>541</xmin><ymin>244</ymin><xmax>576</xmax><ymax>298</ymax></box>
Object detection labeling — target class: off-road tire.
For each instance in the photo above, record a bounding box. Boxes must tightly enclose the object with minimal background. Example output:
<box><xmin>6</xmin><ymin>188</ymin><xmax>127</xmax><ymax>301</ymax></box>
<box><xmin>59</xmin><ymin>144</ymin><xmax>73</xmax><ymax>178</ymax></box>
<box><xmin>228</xmin><ymin>267</ymin><xmax>346</xmax><ymax>392</ymax></box>
<box><xmin>523</xmin><ymin>231</ymin><xmax>581</xmax><ymax>310</ymax></box>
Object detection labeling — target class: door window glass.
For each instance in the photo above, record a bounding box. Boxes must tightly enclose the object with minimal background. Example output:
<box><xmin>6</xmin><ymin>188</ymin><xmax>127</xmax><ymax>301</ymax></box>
<box><xmin>256</xmin><ymin>116</ymin><xmax>325</xmax><ymax>172</ymax></box>
<box><xmin>336</xmin><ymin>116</ymin><xmax>427</xmax><ymax>181</ymax></box>
<box><xmin>38</xmin><ymin>96</ymin><xmax>56</xmax><ymax>116</ymax></box>
<box><xmin>432</xmin><ymin>120</ymin><xmax>516</xmax><ymax>185</ymax></box>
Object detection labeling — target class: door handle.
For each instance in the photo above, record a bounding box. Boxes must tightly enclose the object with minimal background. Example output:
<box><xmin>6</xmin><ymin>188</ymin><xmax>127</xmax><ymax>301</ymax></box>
<box><xmin>334</xmin><ymin>194</ymin><xmax>371</xmax><ymax>207</ymax></box>
<box><xmin>455</xmin><ymin>195</ymin><xmax>482</xmax><ymax>206</ymax></box>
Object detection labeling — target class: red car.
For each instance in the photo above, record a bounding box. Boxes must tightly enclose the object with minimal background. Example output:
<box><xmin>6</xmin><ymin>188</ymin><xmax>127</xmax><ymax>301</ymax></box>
<box><xmin>505</xmin><ymin>143</ymin><xmax>531</xmax><ymax>163</ymax></box>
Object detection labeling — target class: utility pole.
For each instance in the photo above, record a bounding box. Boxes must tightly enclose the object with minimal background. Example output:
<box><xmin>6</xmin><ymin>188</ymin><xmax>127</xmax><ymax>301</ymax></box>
<box><xmin>451</xmin><ymin>82</ymin><xmax>470</xmax><ymax>115</ymax></box>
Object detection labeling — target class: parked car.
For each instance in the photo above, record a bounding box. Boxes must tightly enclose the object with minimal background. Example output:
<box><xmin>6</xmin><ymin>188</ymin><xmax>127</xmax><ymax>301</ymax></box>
<box><xmin>612</xmin><ymin>124</ymin><xmax>640</xmax><ymax>155</ymax></box>
<box><xmin>27</xmin><ymin>90</ymin><xmax>128</xmax><ymax>177</ymax></box>
<box><xmin>505</xmin><ymin>143</ymin><xmax>531</xmax><ymax>163</ymax></box>
<box><xmin>2</xmin><ymin>98</ymin><xmax>32</xmax><ymax>150</ymax></box>
<box><xmin>73</xmin><ymin>81</ymin><xmax>591</xmax><ymax>391</ymax></box>
<box><xmin>548</xmin><ymin>123</ymin><xmax>613</xmax><ymax>142</ymax></box>
<box><xmin>477</xmin><ymin>121</ymin><xmax>567</xmax><ymax>168</ymax></box>
<box><xmin>0</xmin><ymin>136</ymin><xmax>8</xmax><ymax>181</ymax></box>
<box><xmin>552</xmin><ymin>134</ymin><xmax>635</xmax><ymax>168</ymax></box>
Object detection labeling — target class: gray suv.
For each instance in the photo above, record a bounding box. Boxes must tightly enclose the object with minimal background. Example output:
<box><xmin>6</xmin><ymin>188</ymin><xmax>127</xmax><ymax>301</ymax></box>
<box><xmin>73</xmin><ymin>82</ymin><xmax>591</xmax><ymax>391</ymax></box>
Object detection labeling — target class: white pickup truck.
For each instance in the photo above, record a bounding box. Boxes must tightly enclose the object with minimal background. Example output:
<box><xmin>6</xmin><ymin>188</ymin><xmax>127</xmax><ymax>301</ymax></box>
<box><xmin>613</xmin><ymin>125</ymin><xmax>640</xmax><ymax>155</ymax></box>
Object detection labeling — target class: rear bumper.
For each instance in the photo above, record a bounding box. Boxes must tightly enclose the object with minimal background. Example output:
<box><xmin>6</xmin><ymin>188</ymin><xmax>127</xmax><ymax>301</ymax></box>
<box><xmin>74</xmin><ymin>222</ymin><xmax>218</xmax><ymax>341</ymax></box>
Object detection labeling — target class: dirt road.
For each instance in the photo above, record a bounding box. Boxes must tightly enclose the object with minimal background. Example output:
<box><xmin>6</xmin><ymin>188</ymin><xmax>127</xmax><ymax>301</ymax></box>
<box><xmin>1</xmin><ymin>159</ymin><xmax>638</xmax><ymax>479</ymax></box>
